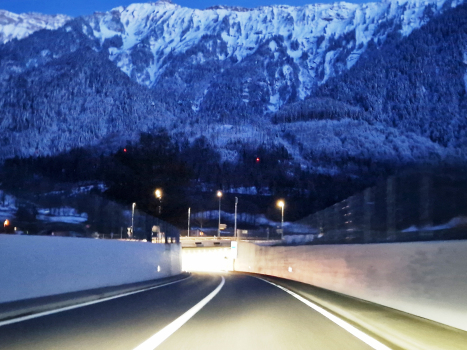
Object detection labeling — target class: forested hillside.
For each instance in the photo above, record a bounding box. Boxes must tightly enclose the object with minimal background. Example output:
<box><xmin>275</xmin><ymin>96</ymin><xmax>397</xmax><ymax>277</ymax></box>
<box><xmin>0</xmin><ymin>0</ymin><xmax>465</xmax><ymax>170</ymax></box>
<box><xmin>1</xmin><ymin>0</ymin><xmax>467</xmax><ymax>226</ymax></box>
<box><xmin>315</xmin><ymin>2</ymin><xmax>467</xmax><ymax>148</ymax></box>
<box><xmin>2</xmin><ymin>130</ymin><xmax>380</xmax><ymax>225</ymax></box>
<box><xmin>269</xmin><ymin>2</ymin><xmax>467</xmax><ymax>171</ymax></box>
<box><xmin>0</xmin><ymin>19</ymin><xmax>173</xmax><ymax>158</ymax></box>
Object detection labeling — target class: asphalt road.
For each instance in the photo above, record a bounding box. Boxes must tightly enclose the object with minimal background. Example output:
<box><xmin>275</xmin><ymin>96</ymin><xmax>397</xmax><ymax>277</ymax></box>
<box><xmin>0</xmin><ymin>274</ymin><xmax>377</xmax><ymax>350</ymax></box>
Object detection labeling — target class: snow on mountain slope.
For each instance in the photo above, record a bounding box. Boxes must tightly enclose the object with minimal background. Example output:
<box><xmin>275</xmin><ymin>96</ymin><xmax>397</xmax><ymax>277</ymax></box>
<box><xmin>0</xmin><ymin>10</ymin><xmax>71</xmax><ymax>44</ymax></box>
<box><xmin>0</xmin><ymin>0</ymin><xmax>464</xmax><ymax>168</ymax></box>
<box><xmin>1</xmin><ymin>0</ymin><xmax>462</xmax><ymax>114</ymax></box>
<box><xmin>87</xmin><ymin>0</ymin><xmax>463</xmax><ymax>110</ymax></box>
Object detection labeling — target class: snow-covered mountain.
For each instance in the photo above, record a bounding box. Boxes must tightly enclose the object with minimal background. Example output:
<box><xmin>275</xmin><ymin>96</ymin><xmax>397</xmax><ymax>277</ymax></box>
<box><xmin>0</xmin><ymin>10</ymin><xmax>70</xmax><ymax>44</ymax></box>
<box><xmin>0</xmin><ymin>0</ymin><xmax>462</xmax><ymax>114</ymax></box>
<box><xmin>1</xmin><ymin>0</ymin><xmax>466</xmax><ymax>173</ymax></box>
<box><xmin>86</xmin><ymin>0</ymin><xmax>461</xmax><ymax>112</ymax></box>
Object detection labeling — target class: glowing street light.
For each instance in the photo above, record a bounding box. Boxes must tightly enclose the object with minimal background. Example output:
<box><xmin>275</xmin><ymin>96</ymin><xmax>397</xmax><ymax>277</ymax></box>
<box><xmin>217</xmin><ymin>191</ymin><xmax>222</xmax><ymax>238</ymax></box>
<box><xmin>155</xmin><ymin>189</ymin><xmax>162</xmax><ymax>199</ymax></box>
<box><xmin>277</xmin><ymin>200</ymin><xmax>285</xmax><ymax>239</ymax></box>
<box><xmin>155</xmin><ymin>188</ymin><xmax>162</xmax><ymax>214</ymax></box>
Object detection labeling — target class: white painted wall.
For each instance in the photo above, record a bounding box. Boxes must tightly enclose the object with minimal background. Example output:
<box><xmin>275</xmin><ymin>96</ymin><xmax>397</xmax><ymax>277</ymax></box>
<box><xmin>235</xmin><ymin>240</ymin><xmax>467</xmax><ymax>332</ymax></box>
<box><xmin>0</xmin><ymin>235</ymin><xmax>181</xmax><ymax>303</ymax></box>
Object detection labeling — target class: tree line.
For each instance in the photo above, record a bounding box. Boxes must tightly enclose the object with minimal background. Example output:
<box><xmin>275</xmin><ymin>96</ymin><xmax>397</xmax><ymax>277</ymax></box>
<box><xmin>0</xmin><ymin>129</ymin><xmax>385</xmax><ymax>227</ymax></box>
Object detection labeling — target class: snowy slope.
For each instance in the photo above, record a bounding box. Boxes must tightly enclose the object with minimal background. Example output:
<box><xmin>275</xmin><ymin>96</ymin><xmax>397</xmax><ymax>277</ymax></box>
<box><xmin>0</xmin><ymin>10</ymin><xmax>71</xmax><ymax>44</ymax></box>
<box><xmin>1</xmin><ymin>0</ymin><xmax>462</xmax><ymax>112</ymax></box>
<box><xmin>0</xmin><ymin>0</ymin><xmax>465</xmax><ymax>169</ymax></box>
<box><xmin>87</xmin><ymin>0</ymin><xmax>463</xmax><ymax>110</ymax></box>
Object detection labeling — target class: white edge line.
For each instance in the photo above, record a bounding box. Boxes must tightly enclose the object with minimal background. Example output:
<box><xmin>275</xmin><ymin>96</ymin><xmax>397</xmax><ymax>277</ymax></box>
<box><xmin>133</xmin><ymin>276</ymin><xmax>225</xmax><ymax>350</ymax></box>
<box><xmin>257</xmin><ymin>278</ymin><xmax>392</xmax><ymax>350</ymax></box>
<box><xmin>0</xmin><ymin>275</ymin><xmax>192</xmax><ymax>328</ymax></box>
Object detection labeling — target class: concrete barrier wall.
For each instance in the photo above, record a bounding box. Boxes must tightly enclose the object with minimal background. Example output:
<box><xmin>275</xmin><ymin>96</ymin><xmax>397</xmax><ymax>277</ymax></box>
<box><xmin>0</xmin><ymin>235</ymin><xmax>182</xmax><ymax>303</ymax></box>
<box><xmin>235</xmin><ymin>240</ymin><xmax>467</xmax><ymax>332</ymax></box>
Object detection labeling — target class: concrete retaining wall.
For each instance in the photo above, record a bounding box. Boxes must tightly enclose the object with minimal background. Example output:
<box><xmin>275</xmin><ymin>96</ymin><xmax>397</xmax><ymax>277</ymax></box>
<box><xmin>0</xmin><ymin>235</ymin><xmax>181</xmax><ymax>303</ymax></box>
<box><xmin>235</xmin><ymin>240</ymin><xmax>467</xmax><ymax>332</ymax></box>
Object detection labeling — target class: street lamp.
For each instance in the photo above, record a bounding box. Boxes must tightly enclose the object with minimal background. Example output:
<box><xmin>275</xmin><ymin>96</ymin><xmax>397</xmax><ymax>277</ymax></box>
<box><xmin>277</xmin><ymin>200</ymin><xmax>285</xmax><ymax>239</ymax></box>
<box><xmin>155</xmin><ymin>188</ymin><xmax>162</xmax><ymax>214</ymax></box>
<box><xmin>188</xmin><ymin>207</ymin><xmax>191</xmax><ymax>237</ymax></box>
<box><xmin>4</xmin><ymin>219</ymin><xmax>9</xmax><ymax>233</ymax></box>
<box><xmin>131</xmin><ymin>202</ymin><xmax>136</xmax><ymax>238</ymax></box>
<box><xmin>155</xmin><ymin>189</ymin><xmax>162</xmax><ymax>199</ymax></box>
<box><xmin>234</xmin><ymin>197</ymin><xmax>238</xmax><ymax>239</ymax></box>
<box><xmin>217</xmin><ymin>191</ymin><xmax>222</xmax><ymax>238</ymax></box>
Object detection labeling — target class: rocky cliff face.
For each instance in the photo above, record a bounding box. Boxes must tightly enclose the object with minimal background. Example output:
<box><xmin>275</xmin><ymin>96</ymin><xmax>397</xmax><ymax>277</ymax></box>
<box><xmin>87</xmin><ymin>0</ymin><xmax>460</xmax><ymax>113</ymax></box>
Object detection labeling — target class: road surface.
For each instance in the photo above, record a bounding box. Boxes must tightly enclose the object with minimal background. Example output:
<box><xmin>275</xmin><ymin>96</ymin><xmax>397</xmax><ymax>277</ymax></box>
<box><xmin>0</xmin><ymin>274</ymin><xmax>378</xmax><ymax>350</ymax></box>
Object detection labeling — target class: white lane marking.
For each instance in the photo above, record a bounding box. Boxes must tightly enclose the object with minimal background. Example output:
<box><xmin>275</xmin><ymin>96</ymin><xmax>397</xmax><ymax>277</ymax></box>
<box><xmin>133</xmin><ymin>276</ymin><xmax>225</xmax><ymax>350</ymax></box>
<box><xmin>0</xmin><ymin>275</ymin><xmax>192</xmax><ymax>328</ymax></box>
<box><xmin>259</xmin><ymin>278</ymin><xmax>392</xmax><ymax>350</ymax></box>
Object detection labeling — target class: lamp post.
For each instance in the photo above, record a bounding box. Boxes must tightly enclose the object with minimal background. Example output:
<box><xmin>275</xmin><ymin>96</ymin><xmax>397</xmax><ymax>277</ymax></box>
<box><xmin>131</xmin><ymin>202</ymin><xmax>136</xmax><ymax>238</ymax></box>
<box><xmin>155</xmin><ymin>188</ymin><xmax>162</xmax><ymax>214</ymax></box>
<box><xmin>234</xmin><ymin>197</ymin><xmax>238</xmax><ymax>239</ymax></box>
<box><xmin>217</xmin><ymin>190</ymin><xmax>222</xmax><ymax>238</ymax></box>
<box><xmin>188</xmin><ymin>207</ymin><xmax>191</xmax><ymax>237</ymax></box>
<box><xmin>277</xmin><ymin>200</ymin><xmax>285</xmax><ymax>239</ymax></box>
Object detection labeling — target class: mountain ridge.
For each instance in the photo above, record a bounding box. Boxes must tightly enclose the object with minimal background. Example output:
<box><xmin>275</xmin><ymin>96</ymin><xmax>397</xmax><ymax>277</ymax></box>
<box><xmin>0</xmin><ymin>0</ymin><xmax>466</xmax><ymax>176</ymax></box>
<box><xmin>0</xmin><ymin>10</ymin><xmax>70</xmax><ymax>44</ymax></box>
<box><xmin>87</xmin><ymin>0</ymin><xmax>458</xmax><ymax>110</ymax></box>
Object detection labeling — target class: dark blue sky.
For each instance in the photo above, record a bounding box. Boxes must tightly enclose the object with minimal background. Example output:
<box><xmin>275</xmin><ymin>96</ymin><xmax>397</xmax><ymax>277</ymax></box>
<box><xmin>0</xmin><ymin>0</ymin><xmax>366</xmax><ymax>17</ymax></box>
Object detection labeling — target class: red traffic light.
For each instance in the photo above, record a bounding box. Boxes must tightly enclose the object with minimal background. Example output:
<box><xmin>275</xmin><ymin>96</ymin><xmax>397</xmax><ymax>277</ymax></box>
<box><xmin>256</xmin><ymin>157</ymin><xmax>260</xmax><ymax>163</ymax></box>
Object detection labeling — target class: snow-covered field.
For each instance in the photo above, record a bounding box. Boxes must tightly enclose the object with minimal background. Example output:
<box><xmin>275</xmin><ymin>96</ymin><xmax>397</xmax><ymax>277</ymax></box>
<box><xmin>402</xmin><ymin>216</ymin><xmax>467</xmax><ymax>232</ymax></box>
<box><xmin>0</xmin><ymin>188</ymin><xmax>98</xmax><ymax>228</ymax></box>
<box><xmin>0</xmin><ymin>191</ymin><xmax>17</xmax><ymax>223</ymax></box>
<box><xmin>37</xmin><ymin>207</ymin><xmax>88</xmax><ymax>224</ymax></box>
